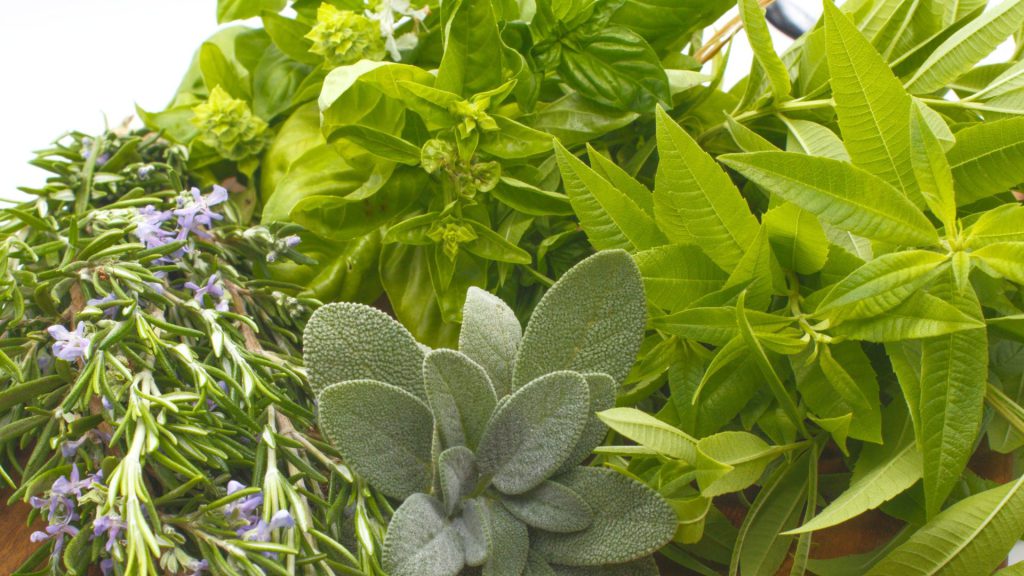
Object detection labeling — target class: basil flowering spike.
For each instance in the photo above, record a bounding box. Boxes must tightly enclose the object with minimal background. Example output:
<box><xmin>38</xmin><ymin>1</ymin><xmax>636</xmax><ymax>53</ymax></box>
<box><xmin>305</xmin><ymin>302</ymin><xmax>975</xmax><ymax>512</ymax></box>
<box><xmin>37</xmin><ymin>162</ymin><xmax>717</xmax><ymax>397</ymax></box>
<box><xmin>512</xmin><ymin>249</ymin><xmax>646</xmax><ymax>390</ymax></box>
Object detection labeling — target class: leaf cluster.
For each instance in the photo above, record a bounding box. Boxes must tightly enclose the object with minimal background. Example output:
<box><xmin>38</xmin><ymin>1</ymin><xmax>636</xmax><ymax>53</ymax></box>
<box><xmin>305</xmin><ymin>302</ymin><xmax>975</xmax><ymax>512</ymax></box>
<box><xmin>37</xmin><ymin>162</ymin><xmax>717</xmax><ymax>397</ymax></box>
<box><xmin>305</xmin><ymin>250</ymin><xmax>676</xmax><ymax>574</ymax></box>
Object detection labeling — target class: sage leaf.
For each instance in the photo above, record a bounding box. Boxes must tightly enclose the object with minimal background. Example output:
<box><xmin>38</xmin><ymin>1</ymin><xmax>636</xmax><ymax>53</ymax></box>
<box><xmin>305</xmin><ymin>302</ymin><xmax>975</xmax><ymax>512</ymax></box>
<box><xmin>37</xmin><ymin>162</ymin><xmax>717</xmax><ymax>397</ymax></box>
<box><xmin>484</xmin><ymin>500</ymin><xmax>529</xmax><ymax>576</ymax></box>
<box><xmin>532</xmin><ymin>467</ymin><xmax>676</xmax><ymax>566</ymax></box>
<box><xmin>439</xmin><ymin>446</ymin><xmax>479</xmax><ymax>517</ymax></box>
<box><xmin>318</xmin><ymin>380</ymin><xmax>433</xmax><ymax>500</ymax></box>
<box><xmin>559</xmin><ymin>373</ymin><xmax>618</xmax><ymax>471</ymax></box>
<box><xmin>459</xmin><ymin>287</ymin><xmax>522</xmax><ymax>398</ymax></box>
<box><xmin>501</xmin><ymin>480</ymin><xmax>593</xmax><ymax>533</ymax></box>
<box><xmin>304</xmin><ymin>302</ymin><xmax>425</xmax><ymax>397</ymax></box>
<box><xmin>424</xmin><ymin>349</ymin><xmax>497</xmax><ymax>451</ymax></box>
<box><xmin>383</xmin><ymin>493</ymin><xmax>464</xmax><ymax>576</ymax></box>
<box><xmin>550</xmin><ymin>557</ymin><xmax>660</xmax><ymax>575</ymax></box>
<box><xmin>476</xmin><ymin>371</ymin><xmax>590</xmax><ymax>495</ymax></box>
<box><xmin>513</xmin><ymin>249</ymin><xmax>645</xmax><ymax>388</ymax></box>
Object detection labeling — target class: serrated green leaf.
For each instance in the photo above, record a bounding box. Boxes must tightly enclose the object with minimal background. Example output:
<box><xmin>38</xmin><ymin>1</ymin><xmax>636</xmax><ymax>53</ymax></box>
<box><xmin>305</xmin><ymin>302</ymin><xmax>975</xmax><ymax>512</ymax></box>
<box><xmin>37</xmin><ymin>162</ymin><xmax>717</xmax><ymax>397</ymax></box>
<box><xmin>816</xmin><ymin>250</ymin><xmax>948</xmax><ymax>322</ymax></box>
<box><xmin>653</xmin><ymin>107</ymin><xmax>759</xmax><ymax>270</ymax></box>
<box><xmin>726</xmin><ymin>115</ymin><xmax>778</xmax><ymax>153</ymax></box>
<box><xmin>634</xmin><ymin>245</ymin><xmax>728</xmax><ymax>313</ymax></box>
<box><xmin>866</xmin><ymin>474</ymin><xmax>1024</xmax><ymax>575</ymax></box>
<box><xmin>739</xmin><ymin>0</ymin><xmax>791</xmax><ymax>101</ymax></box>
<box><xmin>424</xmin><ymin>349</ymin><xmax>497</xmax><ymax>451</ymax></box>
<box><xmin>763</xmin><ymin>202</ymin><xmax>829</xmax><ymax>275</ymax></box>
<box><xmin>477</xmin><ymin>371</ymin><xmax>589</xmax><ymax>495</ymax></box>
<box><xmin>824</xmin><ymin>0</ymin><xmax>918</xmax><ymax>200</ymax></box>
<box><xmin>597</xmin><ymin>407</ymin><xmax>696</xmax><ymax>462</ymax></box>
<box><xmin>719</xmin><ymin>152</ymin><xmax>938</xmax><ymax>247</ymax></box>
<box><xmin>781</xmin><ymin>117</ymin><xmax>850</xmax><ymax>162</ymax></box>
<box><xmin>788</xmin><ymin>404</ymin><xmax>921</xmax><ymax>534</ymax></box>
<box><xmin>948</xmin><ymin>116</ymin><xmax>1024</xmax><ymax>206</ymax></box>
<box><xmin>318</xmin><ymin>380</ymin><xmax>433</xmax><ymax>500</ymax></box>
<box><xmin>458</xmin><ymin>287</ymin><xmax>521</xmax><ymax>399</ymax></box>
<box><xmin>965</xmin><ymin>204</ymin><xmax>1024</xmax><ymax>248</ymax></box>
<box><xmin>383</xmin><ymin>493</ymin><xmax>464</xmax><ymax>576</ymax></box>
<box><xmin>513</xmin><ymin>250</ymin><xmax>645</xmax><ymax>388</ymax></box>
<box><xmin>586</xmin><ymin>144</ymin><xmax>655</xmax><ymax>215</ymax></box>
<box><xmin>730</xmin><ymin>450</ymin><xmax>810</xmax><ymax>576</ymax></box>
<box><xmin>501</xmin><ymin>480</ymin><xmax>593</xmax><ymax>533</ymax></box>
<box><xmin>918</xmin><ymin>273</ymin><xmax>987</xmax><ymax>518</ymax></box>
<box><xmin>439</xmin><ymin>446</ymin><xmax>479</xmax><ymax>516</ymax></box>
<box><xmin>973</xmin><ymin>242</ymin><xmax>1024</xmax><ymax>284</ymax></box>
<box><xmin>905</xmin><ymin>0</ymin><xmax>1024</xmax><ymax>95</ymax></box>
<box><xmin>653</xmin><ymin>307</ymin><xmax>795</xmax><ymax>348</ymax></box>
<box><xmin>304</xmin><ymin>302</ymin><xmax>425</xmax><ymax>397</ymax></box>
<box><xmin>695</xmin><ymin>431</ymin><xmax>785</xmax><ymax>497</ymax></box>
<box><xmin>831</xmin><ymin>291</ymin><xmax>984</xmax><ymax>342</ymax></box>
<box><xmin>909</xmin><ymin>102</ymin><xmax>957</xmax><ymax>231</ymax></box>
<box><xmin>555</xmin><ymin>141</ymin><xmax>666</xmax><ymax>252</ymax></box>
<box><xmin>533</xmin><ymin>467</ymin><xmax>676</xmax><ymax>566</ymax></box>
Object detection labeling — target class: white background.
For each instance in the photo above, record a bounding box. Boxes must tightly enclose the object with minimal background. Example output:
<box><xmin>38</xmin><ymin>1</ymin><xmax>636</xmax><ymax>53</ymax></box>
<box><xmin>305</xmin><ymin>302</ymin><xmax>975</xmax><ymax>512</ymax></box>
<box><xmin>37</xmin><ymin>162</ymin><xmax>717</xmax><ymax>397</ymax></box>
<box><xmin>1</xmin><ymin>0</ymin><xmax>1022</xmax><ymax>565</ymax></box>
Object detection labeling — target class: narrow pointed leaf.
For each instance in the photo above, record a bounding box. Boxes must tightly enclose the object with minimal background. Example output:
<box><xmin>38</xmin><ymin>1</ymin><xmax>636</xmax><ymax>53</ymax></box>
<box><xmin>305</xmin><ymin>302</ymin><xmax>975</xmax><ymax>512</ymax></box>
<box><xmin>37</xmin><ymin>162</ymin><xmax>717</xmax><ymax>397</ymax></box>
<box><xmin>597</xmin><ymin>407</ymin><xmax>697</xmax><ymax>462</ymax></box>
<box><xmin>948</xmin><ymin>116</ymin><xmax>1024</xmax><ymax>205</ymax></box>
<box><xmin>824</xmin><ymin>0</ymin><xmax>917</xmax><ymax>199</ymax></box>
<box><xmin>653</xmin><ymin>107</ymin><xmax>759</xmax><ymax>270</ymax></box>
<box><xmin>909</xmin><ymin>102</ymin><xmax>957</xmax><ymax>231</ymax></box>
<box><xmin>720</xmin><ymin>152</ymin><xmax>938</xmax><ymax>247</ymax></box>
<box><xmin>555</xmin><ymin>140</ymin><xmax>666</xmax><ymax>252</ymax></box>
<box><xmin>739</xmin><ymin>0</ymin><xmax>791</xmax><ymax>101</ymax></box>
<box><xmin>816</xmin><ymin>250</ymin><xmax>948</xmax><ymax>321</ymax></box>
<box><xmin>831</xmin><ymin>291</ymin><xmax>984</xmax><ymax>342</ymax></box>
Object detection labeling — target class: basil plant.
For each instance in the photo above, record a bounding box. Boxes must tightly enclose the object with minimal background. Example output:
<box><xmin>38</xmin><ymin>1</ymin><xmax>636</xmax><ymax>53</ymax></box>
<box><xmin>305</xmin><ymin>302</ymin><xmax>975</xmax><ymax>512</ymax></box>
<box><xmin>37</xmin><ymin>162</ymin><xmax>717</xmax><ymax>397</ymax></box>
<box><xmin>303</xmin><ymin>250</ymin><xmax>676</xmax><ymax>574</ymax></box>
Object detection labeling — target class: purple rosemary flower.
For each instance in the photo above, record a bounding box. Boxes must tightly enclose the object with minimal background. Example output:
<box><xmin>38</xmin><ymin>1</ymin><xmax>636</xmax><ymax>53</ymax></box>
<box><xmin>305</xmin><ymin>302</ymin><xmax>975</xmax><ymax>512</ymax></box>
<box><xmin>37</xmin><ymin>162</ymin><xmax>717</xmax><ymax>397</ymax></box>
<box><xmin>51</xmin><ymin>464</ymin><xmax>99</xmax><ymax>499</ymax></box>
<box><xmin>47</xmin><ymin>324</ymin><xmax>91</xmax><ymax>362</ymax></box>
<box><xmin>174</xmin><ymin>186</ymin><xmax>228</xmax><ymax>240</ymax></box>
<box><xmin>133</xmin><ymin>205</ymin><xmax>175</xmax><ymax>250</ymax></box>
<box><xmin>30</xmin><ymin>521</ymin><xmax>79</xmax><ymax>556</ymax></box>
<box><xmin>87</xmin><ymin>293</ymin><xmax>120</xmax><ymax>319</ymax></box>
<box><xmin>267</xmin><ymin>235</ymin><xmax>302</xmax><ymax>263</ymax></box>
<box><xmin>92</xmin><ymin>514</ymin><xmax>126</xmax><ymax>551</ymax></box>
<box><xmin>185</xmin><ymin>559</ymin><xmax>209</xmax><ymax>576</ymax></box>
<box><xmin>185</xmin><ymin>273</ymin><xmax>228</xmax><ymax>312</ymax></box>
<box><xmin>243</xmin><ymin>509</ymin><xmax>295</xmax><ymax>542</ymax></box>
<box><xmin>223</xmin><ymin>480</ymin><xmax>263</xmax><ymax>527</ymax></box>
<box><xmin>137</xmin><ymin>165</ymin><xmax>155</xmax><ymax>179</ymax></box>
<box><xmin>61</xmin><ymin>430</ymin><xmax>112</xmax><ymax>459</ymax></box>
<box><xmin>100</xmin><ymin>558</ymin><xmax>114</xmax><ymax>575</ymax></box>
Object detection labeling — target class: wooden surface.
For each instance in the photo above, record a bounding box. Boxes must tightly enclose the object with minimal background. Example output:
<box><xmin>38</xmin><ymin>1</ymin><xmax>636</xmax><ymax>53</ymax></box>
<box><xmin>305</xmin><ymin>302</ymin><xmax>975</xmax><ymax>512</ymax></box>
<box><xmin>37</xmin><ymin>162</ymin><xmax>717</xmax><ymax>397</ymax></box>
<box><xmin>0</xmin><ymin>489</ymin><xmax>43</xmax><ymax>574</ymax></box>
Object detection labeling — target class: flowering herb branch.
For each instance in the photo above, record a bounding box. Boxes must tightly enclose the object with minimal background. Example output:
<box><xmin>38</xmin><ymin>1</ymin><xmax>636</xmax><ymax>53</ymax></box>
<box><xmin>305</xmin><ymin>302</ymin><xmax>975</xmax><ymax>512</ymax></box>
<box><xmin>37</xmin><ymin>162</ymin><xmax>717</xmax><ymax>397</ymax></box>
<box><xmin>0</xmin><ymin>129</ymin><xmax>389</xmax><ymax>575</ymax></box>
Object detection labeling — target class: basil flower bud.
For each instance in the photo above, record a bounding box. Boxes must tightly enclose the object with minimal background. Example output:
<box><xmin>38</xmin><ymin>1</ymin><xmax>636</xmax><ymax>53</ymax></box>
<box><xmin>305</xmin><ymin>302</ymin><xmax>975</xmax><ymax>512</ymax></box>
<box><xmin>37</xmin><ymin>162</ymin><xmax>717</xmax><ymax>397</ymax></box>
<box><xmin>305</xmin><ymin>3</ymin><xmax>386</xmax><ymax>68</ymax></box>
<box><xmin>192</xmin><ymin>86</ymin><xmax>267</xmax><ymax>161</ymax></box>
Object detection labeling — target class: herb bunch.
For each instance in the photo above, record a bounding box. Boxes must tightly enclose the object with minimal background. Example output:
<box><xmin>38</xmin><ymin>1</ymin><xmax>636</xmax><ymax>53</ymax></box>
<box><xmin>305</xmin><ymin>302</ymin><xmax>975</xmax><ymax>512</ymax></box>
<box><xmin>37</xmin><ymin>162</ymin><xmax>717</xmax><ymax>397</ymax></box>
<box><xmin>1</xmin><ymin>128</ymin><xmax>385</xmax><ymax>576</ymax></box>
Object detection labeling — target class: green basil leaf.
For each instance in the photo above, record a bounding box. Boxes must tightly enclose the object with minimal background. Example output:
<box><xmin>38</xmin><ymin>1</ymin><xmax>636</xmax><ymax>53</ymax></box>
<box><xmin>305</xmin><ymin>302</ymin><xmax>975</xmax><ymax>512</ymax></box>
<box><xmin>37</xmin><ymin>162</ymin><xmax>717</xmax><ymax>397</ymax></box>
<box><xmin>557</xmin><ymin>27</ymin><xmax>670</xmax><ymax>112</ymax></box>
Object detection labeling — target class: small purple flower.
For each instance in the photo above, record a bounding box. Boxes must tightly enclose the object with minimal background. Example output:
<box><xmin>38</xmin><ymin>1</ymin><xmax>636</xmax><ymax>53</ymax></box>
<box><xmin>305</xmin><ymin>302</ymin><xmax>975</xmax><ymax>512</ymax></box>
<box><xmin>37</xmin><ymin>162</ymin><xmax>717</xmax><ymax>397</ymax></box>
<box><xmin>30</xmin><ymin>521</ymin><xmax>79</xmax><ymax>556</ymax></box>
<box><xmin>92</xmin><ymin>514</ymin><xmax>126</xmax><ymax>551</ymax></box>
<box><xmin>101</xmin><ymin>396</ymin><xmax>113</xmax><ymax>412</ymax></box>
<box><xmin>51</xmin><ymin>464</ymin><xmax>98</xmax><ymax>498</ymax></box>
<box><xmin>100</xmin><ymin>558</ymin><xmax>114</xmax><ymax>575</ymax></box>
<box><xmin>185</xmin><ymin>273</ymin><xmax>228</xmax><ymax>312</ymax></box>
<box><xmin>87</xmin><ymin>293</ymin><xmax>120</xmax><ymax>319</ymax></box>
<box><xmin>37</xmin><ymin>353</ymin><xmax>53</xmax><ymax>374</ymax></box>
<box><xmin>61</xmin><ymin>430</ymin><xmax>112</xmax><ymax>459</ymax></box>
<box><xmin>47</xmin><ymin>324</ymin><xmax>91</xmax><ymax>362</ymax></box>
<box><xmin>137</xmin><ymin>165</ymin><xmax>155</xmax><ymax>179</ymax></box>
<box><xmin>244</xmin><ymin>510</ymin><xmax>295</xmax><ymax>542</ymax></box>
<box><xmin>223</xmin><ymin>480</ymin><xmax>263</xmax><ymax>527</ymax></box>
<box><xmin>132</xmin><ymin>205</ymin><xmax>175</xmax><ymax>250</ymax></box>
<box><xmin>185</xmin><ymin>559</ymin><xmax>209</xmax><ymax>576</ymax></box>
<box><xmin>174</xmin><ymin>186</ymin><xmax>228</xmax><ymax>240</ymax></box>
<box><xmin>267</xmin><ymin>235</ymin><xmax>302</xmax><ymax>263</ymax></box>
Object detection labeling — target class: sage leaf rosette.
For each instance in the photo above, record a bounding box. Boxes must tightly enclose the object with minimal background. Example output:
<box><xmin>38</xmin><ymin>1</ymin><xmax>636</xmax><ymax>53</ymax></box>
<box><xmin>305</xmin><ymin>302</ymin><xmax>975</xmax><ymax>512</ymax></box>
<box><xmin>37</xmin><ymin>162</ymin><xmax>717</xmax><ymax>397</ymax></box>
<box><xmin>304</xmin><ymin>250</ymin><xmax>676</xmax><ymax>575</ymax></box>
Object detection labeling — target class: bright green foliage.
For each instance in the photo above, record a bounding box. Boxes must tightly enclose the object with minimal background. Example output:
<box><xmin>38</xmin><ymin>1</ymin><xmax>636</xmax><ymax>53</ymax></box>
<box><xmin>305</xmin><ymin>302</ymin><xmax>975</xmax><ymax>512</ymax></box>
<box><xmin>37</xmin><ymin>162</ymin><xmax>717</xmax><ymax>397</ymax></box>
<box><xmin>191</xmin><ymin>85</ymin><xmax>268</xmax><ymax>161</ymax></box>
<box><xmin>305</xmin><ymin>4</ymin><xmax>385</xmax><ymax>68</ymax></box>
<box><xmin>307</xmin><ymin>251</ymin><xmax>672</xmax><ymax>573</ymax></box>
